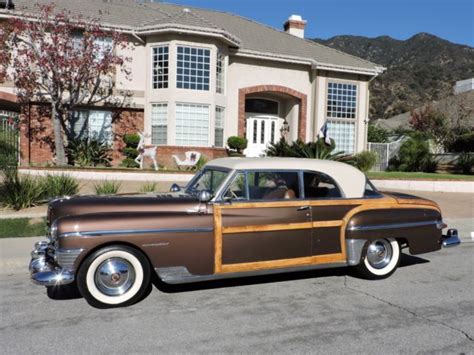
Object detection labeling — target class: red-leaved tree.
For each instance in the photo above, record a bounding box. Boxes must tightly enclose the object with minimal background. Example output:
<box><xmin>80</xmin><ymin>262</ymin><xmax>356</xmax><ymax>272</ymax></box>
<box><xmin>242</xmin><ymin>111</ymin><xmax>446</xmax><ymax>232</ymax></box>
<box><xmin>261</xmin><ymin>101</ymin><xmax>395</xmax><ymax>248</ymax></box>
<box><xmin>0</xmin><ymin>4</ymin><xmax>132</xmax><ymax>165</ymax></box>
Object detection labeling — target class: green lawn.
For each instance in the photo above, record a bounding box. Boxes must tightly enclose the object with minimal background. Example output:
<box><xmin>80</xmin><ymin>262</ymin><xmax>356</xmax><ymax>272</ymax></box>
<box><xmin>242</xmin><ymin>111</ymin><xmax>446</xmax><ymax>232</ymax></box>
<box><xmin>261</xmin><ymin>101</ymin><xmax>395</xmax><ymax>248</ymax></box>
<box><xmin>0</xmin><ymin>218</ymin><xmax>46</xmax><ymax>238</ymax></box>
<box><xmin>367</xmin><ymin>171</ymin><xmax>474</xmax><ymax>181</ymax></box>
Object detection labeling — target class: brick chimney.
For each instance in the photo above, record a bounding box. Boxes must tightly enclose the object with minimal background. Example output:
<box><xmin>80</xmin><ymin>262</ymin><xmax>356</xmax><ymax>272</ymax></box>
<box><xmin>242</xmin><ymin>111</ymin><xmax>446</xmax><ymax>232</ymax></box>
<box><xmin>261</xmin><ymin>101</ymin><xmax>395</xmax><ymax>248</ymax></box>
<box><xmin>284</xmin><ymin>15</ymin><xmax>306</xmax><ymax>38</ymax></box>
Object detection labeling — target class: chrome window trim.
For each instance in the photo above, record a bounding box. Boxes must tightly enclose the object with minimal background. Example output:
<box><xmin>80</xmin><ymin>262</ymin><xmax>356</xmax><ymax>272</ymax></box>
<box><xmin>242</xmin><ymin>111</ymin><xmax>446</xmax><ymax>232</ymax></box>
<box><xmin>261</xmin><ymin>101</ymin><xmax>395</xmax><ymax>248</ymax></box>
<box><xmin>59</xmin><ymin>227</ymin><xmax>214</xmax><ymax>238</ymax></box>
<box><xmin>348</xmin><ymin>220</ymin><xmax>442</xmax><ymax>232</ymax></box>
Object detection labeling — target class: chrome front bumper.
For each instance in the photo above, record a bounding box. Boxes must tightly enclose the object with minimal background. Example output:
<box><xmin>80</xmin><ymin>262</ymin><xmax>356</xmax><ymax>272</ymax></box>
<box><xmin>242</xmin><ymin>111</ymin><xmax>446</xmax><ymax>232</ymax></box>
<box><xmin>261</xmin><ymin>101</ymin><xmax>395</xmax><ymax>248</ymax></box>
<box><xmin>29</xmin><ymin>241</ymin><xmax>75</xmax><ymax>286</ymax></box>
<box><xmin>441</xmin><ymin>229</ymin><xmax>461</xmax><ymax>248</ymax></box>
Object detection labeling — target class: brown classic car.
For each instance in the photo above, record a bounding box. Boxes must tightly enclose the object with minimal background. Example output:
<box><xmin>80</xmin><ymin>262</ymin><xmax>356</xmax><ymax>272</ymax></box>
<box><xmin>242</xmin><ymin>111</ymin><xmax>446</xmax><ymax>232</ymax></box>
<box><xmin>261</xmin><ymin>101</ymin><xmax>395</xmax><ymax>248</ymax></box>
<box><xmin>30</xmin><ymin>158</ymin><xmax>460</xmax><ymax>308</ymax></box>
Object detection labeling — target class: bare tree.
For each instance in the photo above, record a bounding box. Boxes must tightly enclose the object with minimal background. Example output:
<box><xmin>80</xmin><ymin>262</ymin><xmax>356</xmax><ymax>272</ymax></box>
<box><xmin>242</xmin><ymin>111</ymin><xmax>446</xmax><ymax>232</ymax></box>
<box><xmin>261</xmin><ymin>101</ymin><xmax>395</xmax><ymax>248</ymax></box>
<box><xmin>0</xmin><ymin>4</ymin><xmax>132</xmax><ymax>165</ymax></box>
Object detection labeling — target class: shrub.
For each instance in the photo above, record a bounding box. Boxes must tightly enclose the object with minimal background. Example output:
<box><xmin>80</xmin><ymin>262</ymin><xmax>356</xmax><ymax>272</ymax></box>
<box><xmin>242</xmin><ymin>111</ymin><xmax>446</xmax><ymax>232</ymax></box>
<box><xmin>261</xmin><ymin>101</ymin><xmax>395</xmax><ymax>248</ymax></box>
<box><xmin>94</xmin><ymin>180</ymin><xmax>121</xmax><ymax>195</ymax></box>
<box><xmin>388</xmin><ymin>136</ymin><xmax>438</xmax><ymax>172</ymax></box>
<box><xmin>123</xmin><ymin>147</ymin><xmax>139</xmax><ymax>159</ymax></box>
<box><xmin>227</xmin><ymin>136</ymin><xmax>248</xmax><ymax>154</ymax></box>
<box><xmin>195</xmin><ymin>156</ymin><xmax>207</xmax><ymax>170</ymax></box>
<box><xmin>368</xmin><ymin>125</ymin><xmax>389</xmax><ymax>143</ymax></box>
<box><xmin>354</xmin><ymin>151</ymin><xmax>378</xmax><ymax>172</ymax></box>
<box><xmin>123</xmin><ymin>133</ymin><xmax>140</xmax><ymax>149</ymax></box>
<box><xmin>120</xmin><ymin>157</ymin><xmax>139</xmax><ymax>168</ymax></box>
<box><xmin>66</xmin><ymin>138</ymin><xmax>111</xmax><ymax>167</ymax></box>
<box><xmin>266</xmin><ymin>138</ymin><xmax>352</xmax><ymax>162</ymax></box>
<box><xmin>0</xmin><ymin>167</ymin><xmax>45</xmax><ymax>210</ymax></box>
<box><xmin>139</xmin><ymin>182</ymin><xmax>157</xmax><ymax>193</ymax></box>
<box><xmin>43</xmin><ymin>174</ymin><xmax>79</xmax><ymax>198</ymax></box>
<box><xmin>449</xmin><ymin>133</ymin><xmax>474</xmax><ymax>153</ymax></box>
<box><xmin>455</xmin><ymin>153</ymin><xmax>474</xmax><ymax>175</ymax></box>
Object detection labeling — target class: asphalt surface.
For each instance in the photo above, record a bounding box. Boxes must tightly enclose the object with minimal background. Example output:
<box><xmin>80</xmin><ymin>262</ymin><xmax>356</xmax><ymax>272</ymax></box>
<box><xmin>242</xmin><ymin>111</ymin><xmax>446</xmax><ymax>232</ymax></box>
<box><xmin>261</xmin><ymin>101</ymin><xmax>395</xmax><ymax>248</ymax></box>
<box><xmin>1</xmin><ymin>243</ymin><xmax>473</xmax><ymax>354</ymax></box>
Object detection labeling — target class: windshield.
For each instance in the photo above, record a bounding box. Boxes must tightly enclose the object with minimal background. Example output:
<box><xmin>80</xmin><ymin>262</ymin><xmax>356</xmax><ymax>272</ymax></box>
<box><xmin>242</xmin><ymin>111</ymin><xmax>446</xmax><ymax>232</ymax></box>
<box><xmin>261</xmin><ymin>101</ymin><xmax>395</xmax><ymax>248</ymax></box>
<box><xmin>186</xmin><ymin>168</ymin><xmax>230</xmax><ymax>196</ymax></box>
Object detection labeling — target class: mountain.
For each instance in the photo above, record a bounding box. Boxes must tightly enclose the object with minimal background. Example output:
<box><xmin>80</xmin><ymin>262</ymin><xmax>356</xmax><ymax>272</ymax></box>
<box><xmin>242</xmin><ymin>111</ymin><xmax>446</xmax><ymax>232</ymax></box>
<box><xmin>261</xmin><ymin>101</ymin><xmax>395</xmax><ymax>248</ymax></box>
<box><xmin>314</xmin><ymin>33</ymin><xmax>474</xmax><ymax>119</ymax></box>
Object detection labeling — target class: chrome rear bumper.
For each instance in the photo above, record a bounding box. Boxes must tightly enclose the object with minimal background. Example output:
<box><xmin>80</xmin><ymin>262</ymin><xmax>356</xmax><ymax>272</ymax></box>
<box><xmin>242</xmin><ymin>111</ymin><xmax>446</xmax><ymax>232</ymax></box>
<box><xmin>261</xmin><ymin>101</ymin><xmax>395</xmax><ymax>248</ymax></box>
<box><xmin>441</xmin><ymin>229</ymin><xmax>461</xmax><ymax>248</ymax></box>
<box><xmin>29</xmin><ymin>241</ymin><xmax>75</xmax><ymax>286</ymax></box>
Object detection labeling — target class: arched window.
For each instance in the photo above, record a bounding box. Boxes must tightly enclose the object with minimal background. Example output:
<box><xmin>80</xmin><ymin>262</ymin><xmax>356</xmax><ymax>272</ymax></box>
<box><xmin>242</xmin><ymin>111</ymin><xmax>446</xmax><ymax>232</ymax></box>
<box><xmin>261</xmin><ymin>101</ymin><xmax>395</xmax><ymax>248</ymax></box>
<box><xmin>245</xmin><ymin>98</ymin><xmax>279</xmax><ymax>115</ymax></box>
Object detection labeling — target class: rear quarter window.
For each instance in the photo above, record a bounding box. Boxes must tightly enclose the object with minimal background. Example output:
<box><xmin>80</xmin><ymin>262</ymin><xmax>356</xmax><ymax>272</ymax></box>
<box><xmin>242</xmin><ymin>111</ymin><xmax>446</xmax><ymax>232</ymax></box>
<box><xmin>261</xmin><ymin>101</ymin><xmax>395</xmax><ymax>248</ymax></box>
<box><xmin>303</xmin><ymin>172</ymin><xmax>342</xmax><ymax>199</ymax></box>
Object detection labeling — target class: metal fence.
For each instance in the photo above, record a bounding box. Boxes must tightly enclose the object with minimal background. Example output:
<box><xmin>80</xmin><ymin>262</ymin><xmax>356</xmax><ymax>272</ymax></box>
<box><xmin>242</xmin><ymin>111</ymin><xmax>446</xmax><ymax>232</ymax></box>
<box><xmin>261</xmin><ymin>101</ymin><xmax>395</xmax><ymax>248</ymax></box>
<box><xmin>368</xmin><ymin>137</ymin><xmax>405</xmax><ymax>171</ymax></box>
<box><xmin>0</xmin><ymin>110</ymin><xmax>20</xmax><ymax>167</ymax></box>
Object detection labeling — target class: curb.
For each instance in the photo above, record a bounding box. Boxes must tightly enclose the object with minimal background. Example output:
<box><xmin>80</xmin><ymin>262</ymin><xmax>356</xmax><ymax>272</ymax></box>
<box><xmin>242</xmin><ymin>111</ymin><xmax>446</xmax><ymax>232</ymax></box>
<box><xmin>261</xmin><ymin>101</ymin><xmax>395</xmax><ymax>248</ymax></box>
<box><xmin>372</xmin><ymin>179</ymin><xmax>474</xmax><ymax>193</ymax></box>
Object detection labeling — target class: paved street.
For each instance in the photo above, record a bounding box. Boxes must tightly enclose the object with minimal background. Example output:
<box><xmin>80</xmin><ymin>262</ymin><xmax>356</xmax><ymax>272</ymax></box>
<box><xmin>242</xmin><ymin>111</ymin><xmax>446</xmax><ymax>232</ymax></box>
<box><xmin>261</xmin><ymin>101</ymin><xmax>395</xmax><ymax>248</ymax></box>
<box><xmin>1</xmin><ymin>243</ymin><xmax>472</xmax><ymax>354</ymax></box>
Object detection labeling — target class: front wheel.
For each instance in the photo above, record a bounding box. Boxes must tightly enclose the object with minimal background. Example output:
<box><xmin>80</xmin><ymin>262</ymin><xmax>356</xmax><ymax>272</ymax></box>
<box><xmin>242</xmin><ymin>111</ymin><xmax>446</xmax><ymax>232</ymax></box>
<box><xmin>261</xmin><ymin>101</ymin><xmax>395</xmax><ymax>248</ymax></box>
<box><xmin>77</xmin><ymin>245</ymin><xmax>151</xmax><ymax>308</ymax></box>
<box><xmin>355</xmin><ymin>238</ymin><xmax>400</xmax><ymax>280</ymax></box>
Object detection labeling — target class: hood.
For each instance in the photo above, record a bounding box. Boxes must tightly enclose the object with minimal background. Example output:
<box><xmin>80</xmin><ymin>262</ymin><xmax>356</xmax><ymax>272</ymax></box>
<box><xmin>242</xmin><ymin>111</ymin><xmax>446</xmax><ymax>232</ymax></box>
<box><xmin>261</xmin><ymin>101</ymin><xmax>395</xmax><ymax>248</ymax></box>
<box><xmin>47</xmin><ymin>192</ymin><xmax>200</xmax><ymax>223</ymax></box>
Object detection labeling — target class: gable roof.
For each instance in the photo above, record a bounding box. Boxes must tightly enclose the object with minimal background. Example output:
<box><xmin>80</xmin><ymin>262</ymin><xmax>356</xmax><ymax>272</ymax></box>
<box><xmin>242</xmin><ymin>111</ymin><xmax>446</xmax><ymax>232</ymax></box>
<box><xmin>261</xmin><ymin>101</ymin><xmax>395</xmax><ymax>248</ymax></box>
<box><xmin>2</xmin><ymin>0</ymin><xmax>383</xmax><ymax>75</ymax></box>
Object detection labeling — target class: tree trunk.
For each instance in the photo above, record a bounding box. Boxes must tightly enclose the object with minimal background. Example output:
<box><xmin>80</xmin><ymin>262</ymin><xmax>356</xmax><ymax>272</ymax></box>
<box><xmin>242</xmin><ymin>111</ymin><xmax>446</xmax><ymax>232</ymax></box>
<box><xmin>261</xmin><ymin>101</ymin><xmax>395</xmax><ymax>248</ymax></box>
<box><xmin>52</xmin><ymin>105</ymin><xmax>67</xmax><ymax>166</ymax></box>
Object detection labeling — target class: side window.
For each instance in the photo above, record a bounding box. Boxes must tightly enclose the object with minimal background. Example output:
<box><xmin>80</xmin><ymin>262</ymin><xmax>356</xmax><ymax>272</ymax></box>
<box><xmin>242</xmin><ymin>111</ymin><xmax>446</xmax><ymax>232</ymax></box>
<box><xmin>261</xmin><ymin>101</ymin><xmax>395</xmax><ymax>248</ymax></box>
<box><xmin>248</xmin><ymin>171</ymin><xmax>300</xmax><ymax>200</ymax></box>
<box><xmin>223</xmin><ymin>173</ymin><xmax>247</xmax><ymax>201</ymax></box>
<box><xmin>303</xmin><ymin>172</ymin><xmax>342</xmax><ymax>199</ymax></box>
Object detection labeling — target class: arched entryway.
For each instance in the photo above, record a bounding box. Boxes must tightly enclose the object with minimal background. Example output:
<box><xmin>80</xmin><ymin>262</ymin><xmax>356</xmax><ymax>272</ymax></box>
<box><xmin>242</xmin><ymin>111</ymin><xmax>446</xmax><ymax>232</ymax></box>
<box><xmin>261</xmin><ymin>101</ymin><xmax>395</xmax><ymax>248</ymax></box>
<box><xmin>238</xmin><ymin>85</ymin><xmax>307</xmax><ymax>157</ymax></box>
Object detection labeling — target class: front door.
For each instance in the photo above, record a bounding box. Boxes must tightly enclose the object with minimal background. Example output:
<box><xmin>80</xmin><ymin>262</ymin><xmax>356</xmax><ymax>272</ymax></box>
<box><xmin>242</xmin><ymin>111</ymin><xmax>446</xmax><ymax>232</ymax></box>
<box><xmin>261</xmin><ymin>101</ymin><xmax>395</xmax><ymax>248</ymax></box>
<box><xmin>245</xmin><ymin>115</ymin><xmax>282</xmax><ymax>157</ymax></box>
<box><xmin>213</xmin><ymin>170</ymin><xmax>313</xmax><ymax>273</ymax></box>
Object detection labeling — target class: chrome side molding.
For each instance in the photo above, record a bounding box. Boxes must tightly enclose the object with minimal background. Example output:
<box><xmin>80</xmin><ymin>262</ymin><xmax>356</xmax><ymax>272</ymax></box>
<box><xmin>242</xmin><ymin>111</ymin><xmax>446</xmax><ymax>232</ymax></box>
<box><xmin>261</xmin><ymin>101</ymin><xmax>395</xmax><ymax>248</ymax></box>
<box><xmin>349</xmin><ymin>220</ymin><xmax>441</xmax><ymax>232</ymax></box>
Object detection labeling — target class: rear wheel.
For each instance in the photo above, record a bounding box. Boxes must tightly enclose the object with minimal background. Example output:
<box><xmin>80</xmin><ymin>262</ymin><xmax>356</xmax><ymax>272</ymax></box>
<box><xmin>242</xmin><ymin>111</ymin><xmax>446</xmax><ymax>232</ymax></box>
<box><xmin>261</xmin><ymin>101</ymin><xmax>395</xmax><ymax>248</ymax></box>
<box><xmin>77</xmin><ymin>245</ymin><xmax>151</xmax><ymax>308</ymax></box>
<box><xmin>355</xmin><ymin>238</ymin><xmax>400</xmax><ymax>280</ymax></box>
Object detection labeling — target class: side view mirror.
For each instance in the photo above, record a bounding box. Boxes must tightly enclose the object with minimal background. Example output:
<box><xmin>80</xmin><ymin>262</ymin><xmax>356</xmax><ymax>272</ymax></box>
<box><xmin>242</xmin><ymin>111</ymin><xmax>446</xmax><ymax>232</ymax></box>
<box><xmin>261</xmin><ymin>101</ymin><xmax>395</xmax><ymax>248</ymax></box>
<box><xmin>198</xmin><ymin>190</ymin><xmax>212</xmax><ymax>203</ymax></box>
<box><xmin>170</xmin><ymin>183</ymin><xmax>181</xmax><ymax>192</ymax></box>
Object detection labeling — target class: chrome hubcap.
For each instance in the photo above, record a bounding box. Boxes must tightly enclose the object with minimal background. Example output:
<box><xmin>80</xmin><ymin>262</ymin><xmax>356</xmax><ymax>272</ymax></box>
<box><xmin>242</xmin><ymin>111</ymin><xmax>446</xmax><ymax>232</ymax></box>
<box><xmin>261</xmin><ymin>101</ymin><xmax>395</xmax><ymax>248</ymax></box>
<box><xmin>366</xmin><ymin>239</ymin><xmax>392</xmax><ymax>269</ymax></box>
<box><xmin>95</xmin><ymin>258</ymin><xmax>135</xmax><ymax>296</ymax></box>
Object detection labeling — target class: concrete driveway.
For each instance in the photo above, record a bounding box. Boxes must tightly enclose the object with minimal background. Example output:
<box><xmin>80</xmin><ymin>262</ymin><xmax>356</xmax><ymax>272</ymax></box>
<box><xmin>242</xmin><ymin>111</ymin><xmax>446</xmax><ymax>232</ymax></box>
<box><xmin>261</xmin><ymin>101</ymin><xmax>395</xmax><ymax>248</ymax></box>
<box><xmin>0</xmin><ymin>244</ymin><xmax>472</xmax><ymax>354</ymax></box>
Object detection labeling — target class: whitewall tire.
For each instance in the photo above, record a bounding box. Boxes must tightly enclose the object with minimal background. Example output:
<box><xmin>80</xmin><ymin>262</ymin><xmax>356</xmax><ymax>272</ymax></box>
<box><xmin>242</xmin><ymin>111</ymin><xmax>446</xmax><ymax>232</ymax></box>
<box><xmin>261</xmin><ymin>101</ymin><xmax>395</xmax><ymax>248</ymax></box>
<box><xmin>77</xmin><ymin>246</ymin><xmax>151</xmax><ymax>308</ymax></box>
<box><xmin>356</xmin><ymin>238</ymin><xmax>400</xmax><ymax>280</ymax></box>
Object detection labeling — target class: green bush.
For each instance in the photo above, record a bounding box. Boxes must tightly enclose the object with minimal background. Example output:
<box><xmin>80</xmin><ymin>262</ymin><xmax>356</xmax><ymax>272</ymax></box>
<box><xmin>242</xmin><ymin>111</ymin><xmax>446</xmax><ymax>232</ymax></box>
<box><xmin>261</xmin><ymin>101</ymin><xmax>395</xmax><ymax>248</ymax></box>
<box><xmin>227</xmin><ymin>136</ymin><xmax>248</xmax><ymax>154</ymax></box>
<box><xmin>120</xmin><ymin>157</ymin><xmax>139</xmax><ymax>168</ymax></box>
<box><xmin>455</xmin><ymin>153</ymin><xmax>474</xmax><ymax>175</ymax></box>
<box><xmin>43</xmin><ymin>174</ymin><xmax>79</xmax><ymax>198</ymax></box>
<box><xmin>123</xmin><ymin>147</ymin><xmax>139</xmax><ymax>159</ymax></box>
<box><xmin>94</xmin><ymin>180</ymin><xmax>121</xmax><ymax>195</ymax></box>
<box><xmin>0</xmin><ymin>168</ymin><xmax>45</xmax><ymax>210</ymax></box>
<box><xmin>266</xmin><ymin>138</ymin><xmax>352</xmax><ymax>162</ymax></box>
<box><xmin>449</xmin><ymin>133</ymin><xmax>474</xmax><ymax>153</ymax></box>
<box><xmin>368</xmin><ymin>125</ymin><xmax>389</xmax><ymax>143</ymax></box>
<box><xmin>388</xmin><ymin>136</ymin><xmax>438</xmax><ymax>172</ymax></box>
<box><xmin>66</xmin><ymin>138</ymin><xmax>111</xmax><ymax>167</ymax></box>
<box><xmin>354</xmin><ymin>151</ymin><xmax>378</xmax><ymax>172</ymax></box>
<box><xmin>139</xmin><ymin>182</ymin><xmax>157</xmax><ymax>193</ymax></box>
<box><xmin>123</xmin><ymin>134</ymin><xmax>140</xmax><ymax>149</ymax></box>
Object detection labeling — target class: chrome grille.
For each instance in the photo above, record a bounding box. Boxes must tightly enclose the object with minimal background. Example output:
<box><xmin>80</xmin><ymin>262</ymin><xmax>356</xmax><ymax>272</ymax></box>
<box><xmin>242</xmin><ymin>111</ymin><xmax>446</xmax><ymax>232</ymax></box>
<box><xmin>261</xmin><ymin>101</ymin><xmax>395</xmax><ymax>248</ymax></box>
<box><xmin>56</xmin><ymin>249</ymin><xmax>83</xmax><ymax>270</ymax></box>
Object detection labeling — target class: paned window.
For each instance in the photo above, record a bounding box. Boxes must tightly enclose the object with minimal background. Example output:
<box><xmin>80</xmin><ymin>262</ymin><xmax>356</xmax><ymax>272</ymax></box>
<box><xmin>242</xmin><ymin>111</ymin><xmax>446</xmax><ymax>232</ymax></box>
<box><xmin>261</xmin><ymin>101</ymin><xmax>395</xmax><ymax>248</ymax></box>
<box><xmin>152</xmin><ymin>46</ymin><xmax>169</xmax><ymax>89</ymax></box>
<box><xmin>175</xmin><ymin>103</ymin><xmax>210</xmax><ymax>146</ymax></box>
<box><xmin>216</xmin><ymin>52</ymin><xmax>225</xmax><ymax>94</ymax></box>
<box><xmin>327</xmin><ymin>82</ymin><xmax>357</xmax><ymax>119</ymax></box>
<box><xmin>327</xmin><ymin>120</ymin><xmax>356</xmax><ymax>154</ymax></box>
<box><xmin>151</xmin><ymin>103</ymin><xmax>168</xmax><ymax>145</ymax></box>
<box><xmin>69</xmin><ymin>110</ymin><xmax>112</xmax><ymax>144</ymax></box>
<box><xmin>215</xmin><ymin>106</ymin><xmax>225</xmax><ymax>147</ymax></box>
<box><xmin>177</xmin><ymin>46</ymin><xmax>211</xmax><ymax>91</ymax></box>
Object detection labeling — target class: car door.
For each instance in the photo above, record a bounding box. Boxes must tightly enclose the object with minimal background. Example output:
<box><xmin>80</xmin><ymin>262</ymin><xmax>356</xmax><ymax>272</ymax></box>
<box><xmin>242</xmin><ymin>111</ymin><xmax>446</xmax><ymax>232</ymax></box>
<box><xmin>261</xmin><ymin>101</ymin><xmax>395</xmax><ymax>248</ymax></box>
<box><xmin>302</xmin><ymin>171</ymin><xmax>359</xmax><ymax>258</ymax></box>
<box><xmin>213</xmin><ymin>170</ymin><xmax>313</xmax><ymax>273</ymax></box>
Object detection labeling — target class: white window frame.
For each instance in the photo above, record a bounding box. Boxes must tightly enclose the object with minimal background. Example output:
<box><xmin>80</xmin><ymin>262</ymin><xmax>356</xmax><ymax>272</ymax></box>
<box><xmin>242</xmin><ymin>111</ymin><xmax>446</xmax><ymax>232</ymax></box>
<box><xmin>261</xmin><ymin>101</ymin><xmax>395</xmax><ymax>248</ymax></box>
<box><xmin>216</xmin><ymin>52</ymin><xmax>225</xmax><ymax>94</ymax></box>
<box><xmin>175</xmin><ymin>103</ymin><xmax>210</xmax><ymax>147</ymax></box>
<box><xmin>326</xmin><ymin>82</ymin><xmax>358</xmax><ymax>119</ymax></box>
<box><xmin>151</xmin><ymin>44</ymin><xmax>170</xmax><ymax>90</ymax></box>
<box><xmin>151</xmin><ymin>103</ymin><xmax>168</xmax><ymax>145</ymax></box>
<box><xmin>176</xmin><ymin>45</ymin><xmax>211</xmax><ymax>91</ymax></box>
<box><xmin>215</xmin><ymin>106</ymin><xmax>225</xmax><ymax>147</ymax></box>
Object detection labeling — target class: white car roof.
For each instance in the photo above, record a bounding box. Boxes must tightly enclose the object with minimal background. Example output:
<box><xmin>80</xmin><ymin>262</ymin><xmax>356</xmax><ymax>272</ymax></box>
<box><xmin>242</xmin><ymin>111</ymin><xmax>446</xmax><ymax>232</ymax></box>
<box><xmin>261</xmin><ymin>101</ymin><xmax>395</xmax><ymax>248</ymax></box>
<box><xmin>206</xmin><ymin>157</ymin><xmax>367</xmax><ymax>198</ymax></box>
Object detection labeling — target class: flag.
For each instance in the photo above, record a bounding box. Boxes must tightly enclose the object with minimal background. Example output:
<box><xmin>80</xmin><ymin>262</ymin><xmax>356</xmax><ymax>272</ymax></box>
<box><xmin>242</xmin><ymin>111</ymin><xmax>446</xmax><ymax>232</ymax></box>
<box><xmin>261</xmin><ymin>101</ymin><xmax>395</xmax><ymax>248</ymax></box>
<box><xmin>318</xmin><ymin>122</ymin><xmax>331</xmax><ymax>146</ymax></box>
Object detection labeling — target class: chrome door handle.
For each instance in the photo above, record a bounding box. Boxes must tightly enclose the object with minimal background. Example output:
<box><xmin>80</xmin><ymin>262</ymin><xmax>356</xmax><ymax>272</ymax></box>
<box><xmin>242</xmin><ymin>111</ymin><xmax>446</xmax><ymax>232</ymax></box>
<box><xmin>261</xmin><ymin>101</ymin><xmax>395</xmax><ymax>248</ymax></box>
<box><xmin>297</xmin><ymin>206</ymin><xmax>310</xmax><ymax>211</ymax></box>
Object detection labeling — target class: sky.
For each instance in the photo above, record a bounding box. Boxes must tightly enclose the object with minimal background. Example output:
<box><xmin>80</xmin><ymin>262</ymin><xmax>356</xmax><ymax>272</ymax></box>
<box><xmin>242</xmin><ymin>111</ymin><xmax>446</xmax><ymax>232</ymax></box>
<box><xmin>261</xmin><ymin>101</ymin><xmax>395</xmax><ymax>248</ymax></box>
<box><xmin>163</xmin><ymin>0</ymin><xmax>474</xmax><ymax>46</ymax></box>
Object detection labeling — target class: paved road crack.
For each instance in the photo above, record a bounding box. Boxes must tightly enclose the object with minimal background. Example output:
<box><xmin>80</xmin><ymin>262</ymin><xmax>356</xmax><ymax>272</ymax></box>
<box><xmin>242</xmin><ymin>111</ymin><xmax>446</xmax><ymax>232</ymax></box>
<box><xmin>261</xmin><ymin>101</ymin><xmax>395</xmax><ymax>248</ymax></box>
<box><xmin>343</xmin><ymin>276</ymin><xmax>474</xmax><ymax>342</ymax></box>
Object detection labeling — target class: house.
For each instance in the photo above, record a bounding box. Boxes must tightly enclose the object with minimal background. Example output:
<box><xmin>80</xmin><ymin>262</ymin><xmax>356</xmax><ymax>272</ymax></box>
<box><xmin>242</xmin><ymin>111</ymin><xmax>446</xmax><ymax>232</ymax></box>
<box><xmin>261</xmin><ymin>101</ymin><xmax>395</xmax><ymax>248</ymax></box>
<box><xmin>0</xmin><ymin>0</ymin><xmax>384</xmax><ymax>168</ymax></box>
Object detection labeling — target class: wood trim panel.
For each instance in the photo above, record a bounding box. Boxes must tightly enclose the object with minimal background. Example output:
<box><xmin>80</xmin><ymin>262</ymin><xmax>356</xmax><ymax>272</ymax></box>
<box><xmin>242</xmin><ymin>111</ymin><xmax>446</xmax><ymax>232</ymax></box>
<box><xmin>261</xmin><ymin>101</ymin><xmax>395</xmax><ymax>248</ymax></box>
<box><xmin>221</xmin><ymin>253</ymin><xmax>345</xmax><ymax>273</ymax></box>
<box><xmin>214</xmin><ymin>207</ymin><xmax>223</xmax><ymax>273</ymax></box>
<box><xmin>213</xmin><ymin>198</ymin><xmax>441</xmax><ymax>275</ymax></box>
